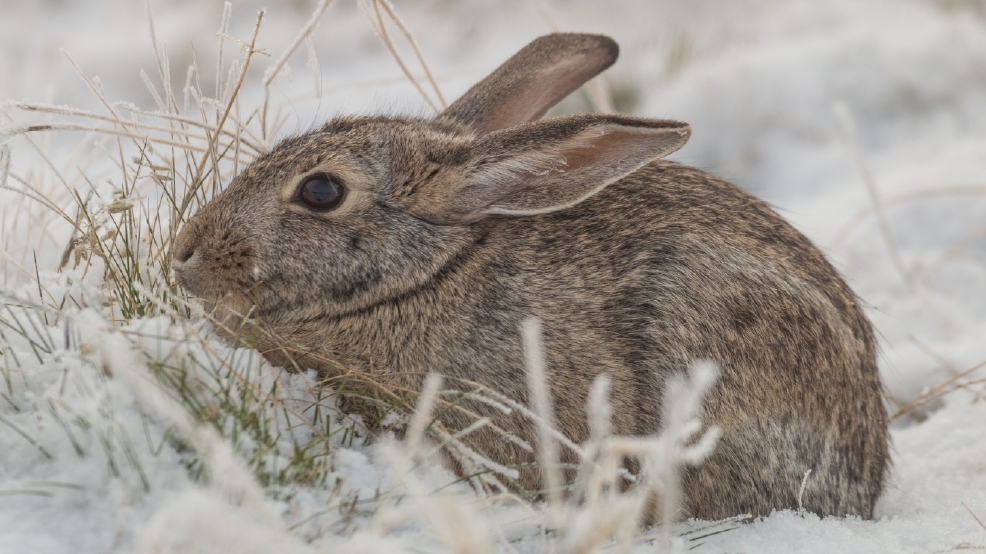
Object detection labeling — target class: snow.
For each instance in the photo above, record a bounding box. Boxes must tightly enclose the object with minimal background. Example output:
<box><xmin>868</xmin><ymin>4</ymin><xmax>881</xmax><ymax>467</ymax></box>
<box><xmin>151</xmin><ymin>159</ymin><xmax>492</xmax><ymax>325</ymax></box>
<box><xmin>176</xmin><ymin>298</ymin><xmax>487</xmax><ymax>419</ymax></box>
<box><xmin>3</xmin><ymin>0</ymin><xmax>986</xmax><ymax>552</ymax></box>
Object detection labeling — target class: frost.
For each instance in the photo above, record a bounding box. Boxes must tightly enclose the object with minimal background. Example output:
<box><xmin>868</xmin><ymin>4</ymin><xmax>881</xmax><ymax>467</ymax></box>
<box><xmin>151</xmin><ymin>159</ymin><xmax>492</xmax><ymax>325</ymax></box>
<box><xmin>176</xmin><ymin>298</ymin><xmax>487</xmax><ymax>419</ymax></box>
<box><xmin>3</xmin><ymin>1</ymin><xmax>986</xmax><ymax>553</ymax></box>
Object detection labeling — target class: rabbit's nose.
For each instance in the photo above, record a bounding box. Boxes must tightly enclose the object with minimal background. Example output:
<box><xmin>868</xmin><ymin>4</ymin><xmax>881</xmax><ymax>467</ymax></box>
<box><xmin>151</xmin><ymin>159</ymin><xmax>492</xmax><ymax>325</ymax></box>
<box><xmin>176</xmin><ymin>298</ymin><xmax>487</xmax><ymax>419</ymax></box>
<box><xmin>172</xmin><ymin>221</ymin><xmax>202</xmax><ymax>265</ymax></box>
<box><xmin>170</xmin><ymin>245</ymin><xmax>195</xmax><ymax>280</ymax></box>
<box><xmin>170</xmin><ymin>225</ymin><xmax>203</xmax><ymax>294</ymax></box>
<box><xmin>173</xmin><ymin>246</ymin><xmax>195</xmax><ymax>264</ymax></box>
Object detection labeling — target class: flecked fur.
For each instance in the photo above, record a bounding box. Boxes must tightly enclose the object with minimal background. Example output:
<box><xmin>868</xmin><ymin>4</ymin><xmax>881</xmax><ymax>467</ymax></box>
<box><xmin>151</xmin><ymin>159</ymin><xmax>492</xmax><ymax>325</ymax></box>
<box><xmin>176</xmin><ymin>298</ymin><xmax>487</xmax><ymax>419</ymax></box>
<box><xmin>172</xmin><ymin>33</ymin><xmax>889</xmax><ymax>520</ymax></box>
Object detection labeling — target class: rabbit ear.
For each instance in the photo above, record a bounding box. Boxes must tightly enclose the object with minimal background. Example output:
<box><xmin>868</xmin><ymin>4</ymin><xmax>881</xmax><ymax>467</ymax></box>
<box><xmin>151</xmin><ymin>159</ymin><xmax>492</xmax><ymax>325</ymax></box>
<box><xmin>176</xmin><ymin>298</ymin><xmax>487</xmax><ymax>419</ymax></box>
<box><xmin>406</xmin><ymin>114</ymin><xmax>690</xmax><ymax>224</ymax></box>
<box><xmin>438</xmin><ymin>34</ymin><xmax>619</xmax><ymax>136</ymax></box>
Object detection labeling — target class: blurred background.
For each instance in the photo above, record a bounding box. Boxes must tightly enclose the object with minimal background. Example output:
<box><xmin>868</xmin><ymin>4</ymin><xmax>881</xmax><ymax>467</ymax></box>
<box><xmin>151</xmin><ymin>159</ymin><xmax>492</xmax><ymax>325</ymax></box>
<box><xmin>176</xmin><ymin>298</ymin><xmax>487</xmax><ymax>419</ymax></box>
<box><xmin>4</xmin><ymin>0</ymin><xmax>986</xmax><ymax>202</ymax></box>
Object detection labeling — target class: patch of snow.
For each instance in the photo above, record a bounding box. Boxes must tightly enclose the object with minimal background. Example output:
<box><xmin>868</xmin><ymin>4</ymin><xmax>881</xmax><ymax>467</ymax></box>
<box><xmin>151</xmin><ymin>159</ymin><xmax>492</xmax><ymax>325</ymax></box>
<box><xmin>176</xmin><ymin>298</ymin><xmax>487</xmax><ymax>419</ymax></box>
<box><xmin>3</xmin><ymin>0</ymin><xmax>986</xmax><ymax>552</ymax></box>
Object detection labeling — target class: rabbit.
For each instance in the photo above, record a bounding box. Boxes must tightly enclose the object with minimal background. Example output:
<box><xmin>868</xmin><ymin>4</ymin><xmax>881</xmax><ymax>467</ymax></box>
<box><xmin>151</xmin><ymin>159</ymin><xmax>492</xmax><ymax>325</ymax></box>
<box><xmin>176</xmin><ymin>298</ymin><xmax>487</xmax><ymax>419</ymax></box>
<box><xmin>171</xmin><ymin>33</ymin><xmax>889</xmax><ymax>521</ymax></box>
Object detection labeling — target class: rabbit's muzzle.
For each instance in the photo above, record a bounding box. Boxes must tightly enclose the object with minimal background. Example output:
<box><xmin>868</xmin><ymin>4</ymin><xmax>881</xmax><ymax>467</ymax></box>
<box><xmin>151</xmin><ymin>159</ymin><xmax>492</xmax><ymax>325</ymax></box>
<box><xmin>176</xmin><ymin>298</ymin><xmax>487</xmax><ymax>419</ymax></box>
<box><xmin>171</xmin><ymin>215</ymin><xmax>260</xmax><ymax>304</ymax></box>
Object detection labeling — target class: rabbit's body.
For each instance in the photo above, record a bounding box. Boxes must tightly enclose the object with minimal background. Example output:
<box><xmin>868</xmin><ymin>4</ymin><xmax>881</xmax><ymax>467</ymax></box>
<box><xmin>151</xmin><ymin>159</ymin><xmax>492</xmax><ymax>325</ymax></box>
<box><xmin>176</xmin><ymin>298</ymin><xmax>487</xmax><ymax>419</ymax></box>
<box><xmin>172</xmin><ymin>35</ymin><xmax>888</xmax><ymax>520</ymax></box>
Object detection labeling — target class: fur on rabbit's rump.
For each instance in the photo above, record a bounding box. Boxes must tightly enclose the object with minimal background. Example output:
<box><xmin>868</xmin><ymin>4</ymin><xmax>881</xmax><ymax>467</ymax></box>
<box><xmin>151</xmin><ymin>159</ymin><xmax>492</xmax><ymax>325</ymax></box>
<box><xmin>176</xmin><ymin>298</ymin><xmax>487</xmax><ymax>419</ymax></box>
<box><xmin>172</xmin><ymin>33</ymin><xmax>889</xmax><ymax>521</ymax></box>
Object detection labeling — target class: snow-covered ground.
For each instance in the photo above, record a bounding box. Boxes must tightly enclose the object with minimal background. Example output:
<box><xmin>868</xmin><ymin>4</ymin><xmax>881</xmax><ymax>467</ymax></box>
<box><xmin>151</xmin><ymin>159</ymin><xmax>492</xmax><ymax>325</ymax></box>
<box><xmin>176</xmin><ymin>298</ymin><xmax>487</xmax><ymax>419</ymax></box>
<box><xmin>2</xmin><ymin>0</ymin><xmax>986</xmax><ymax>552</ymax></box>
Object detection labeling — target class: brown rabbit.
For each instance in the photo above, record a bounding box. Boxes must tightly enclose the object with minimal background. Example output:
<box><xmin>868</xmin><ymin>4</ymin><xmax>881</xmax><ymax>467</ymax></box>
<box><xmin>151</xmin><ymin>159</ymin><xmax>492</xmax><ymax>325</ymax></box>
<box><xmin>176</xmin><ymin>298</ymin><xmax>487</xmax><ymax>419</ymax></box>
<box><xmin>171</xmin><ymin>34</ymin><xmax>889</xmax><ymax>520</ymax></box>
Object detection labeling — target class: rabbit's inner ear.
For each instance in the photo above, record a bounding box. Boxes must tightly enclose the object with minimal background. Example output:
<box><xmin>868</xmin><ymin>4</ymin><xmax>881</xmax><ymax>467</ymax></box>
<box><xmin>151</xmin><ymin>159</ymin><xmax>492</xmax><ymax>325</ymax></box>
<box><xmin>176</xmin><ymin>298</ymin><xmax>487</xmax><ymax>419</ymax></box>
<box><xmin>404</xmin><ymin>115</ymin><xmax>690</xmax><ymax>224</ymax></box>
<box><xmin>439</xmin><ymin>34</ymin><xmax>618</xmax><ymax>136</ymax></box>
<box><xmin>473</xmin><ymin>118</ymin><xmax>690</xmax><ymax>217</ymax></box>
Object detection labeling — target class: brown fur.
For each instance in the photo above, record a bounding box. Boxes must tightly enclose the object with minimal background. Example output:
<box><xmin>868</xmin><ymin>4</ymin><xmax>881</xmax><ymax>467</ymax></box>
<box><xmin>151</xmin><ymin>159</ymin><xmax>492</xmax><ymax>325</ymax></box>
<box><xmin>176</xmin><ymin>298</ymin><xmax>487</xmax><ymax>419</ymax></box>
<box><xmin>172</xmin><ymin>33</ymin><xmax>888</xmax><ymax>520</ymax></box>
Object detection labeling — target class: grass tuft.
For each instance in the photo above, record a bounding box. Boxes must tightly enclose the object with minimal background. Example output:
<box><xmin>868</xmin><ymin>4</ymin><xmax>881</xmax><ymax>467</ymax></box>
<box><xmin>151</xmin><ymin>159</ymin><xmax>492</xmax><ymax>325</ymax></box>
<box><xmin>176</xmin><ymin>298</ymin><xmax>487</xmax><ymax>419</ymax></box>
<box><xmin>0</xmin><ymin>3</ymin><xmax>808</xmax><ymax>551</ymax></box>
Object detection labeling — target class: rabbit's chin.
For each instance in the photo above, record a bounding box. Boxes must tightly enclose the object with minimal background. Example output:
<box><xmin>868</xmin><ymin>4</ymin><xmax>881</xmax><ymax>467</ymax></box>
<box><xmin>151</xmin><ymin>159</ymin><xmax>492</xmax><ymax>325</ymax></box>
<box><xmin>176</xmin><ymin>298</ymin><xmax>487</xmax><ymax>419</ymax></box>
<box><xmin>192</xmin><ymin>292</ymin><xmax>263</xmax><ymax>340</ymax></box>
<box><xmin>194</xmin><ymin>296</ymin><xmax>343</xmax><ymax>375</ymax></box>
<box><xmin>195</xmin><ymin>293</ymin><xmax>317</xmax><ymax>358</ymax></box>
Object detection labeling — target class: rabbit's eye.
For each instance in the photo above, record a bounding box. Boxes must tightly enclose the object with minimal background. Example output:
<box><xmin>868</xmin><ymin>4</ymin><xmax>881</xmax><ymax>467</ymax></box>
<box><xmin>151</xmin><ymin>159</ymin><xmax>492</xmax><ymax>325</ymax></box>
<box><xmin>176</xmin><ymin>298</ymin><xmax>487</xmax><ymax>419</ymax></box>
<box><xmin>297</xmin><ymin>174</ymin><xmax>345</xmax><ymax>211</ymax></box>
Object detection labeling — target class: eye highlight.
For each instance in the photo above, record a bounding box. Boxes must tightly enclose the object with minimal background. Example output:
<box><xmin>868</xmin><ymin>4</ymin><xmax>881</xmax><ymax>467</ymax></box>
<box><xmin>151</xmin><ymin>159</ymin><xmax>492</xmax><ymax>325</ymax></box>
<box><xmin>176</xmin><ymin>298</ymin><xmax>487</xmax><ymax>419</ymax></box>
<box><xmin>296</xmin><ymin>173</ymin><xmax>346</xmax><ymax>211</ymax></box>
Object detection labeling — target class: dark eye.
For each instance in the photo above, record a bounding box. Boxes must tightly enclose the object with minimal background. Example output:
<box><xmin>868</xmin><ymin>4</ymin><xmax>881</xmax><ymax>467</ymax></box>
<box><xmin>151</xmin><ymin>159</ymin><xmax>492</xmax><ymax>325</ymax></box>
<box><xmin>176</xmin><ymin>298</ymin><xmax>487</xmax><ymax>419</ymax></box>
<box><xmin>297</xmin><ymin>174</ymin><xmax>345</xmax><ymax>211</ymax></box>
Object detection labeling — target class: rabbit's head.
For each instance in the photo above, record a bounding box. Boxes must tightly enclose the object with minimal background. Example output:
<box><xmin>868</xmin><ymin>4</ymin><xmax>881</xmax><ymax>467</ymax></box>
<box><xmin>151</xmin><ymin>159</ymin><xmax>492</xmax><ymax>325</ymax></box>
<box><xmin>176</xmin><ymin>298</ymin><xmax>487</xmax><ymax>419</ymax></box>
<box><xmin>171</xmin><ymin>34</ymin><xmax>690</xmax><ymax>336</ymax></box>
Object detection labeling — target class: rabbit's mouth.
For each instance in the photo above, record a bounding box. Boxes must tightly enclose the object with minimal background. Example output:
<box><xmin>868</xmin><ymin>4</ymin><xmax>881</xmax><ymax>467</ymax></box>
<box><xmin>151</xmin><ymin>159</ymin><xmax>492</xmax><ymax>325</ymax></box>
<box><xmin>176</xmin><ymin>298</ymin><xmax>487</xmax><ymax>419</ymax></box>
<box><xmin>174</xmin><ymin>271</ymin><xmax>313</xmax><ymax>340</ymax></box>
<box><xmin>172</xmin><ymin>256</ymin><xmax>271</xmax><ymax>326</ymax></box>
<box><xmin>185</xmin><ymin>290</ymin><xmax>264</xmax><ymax>339</ymax></box>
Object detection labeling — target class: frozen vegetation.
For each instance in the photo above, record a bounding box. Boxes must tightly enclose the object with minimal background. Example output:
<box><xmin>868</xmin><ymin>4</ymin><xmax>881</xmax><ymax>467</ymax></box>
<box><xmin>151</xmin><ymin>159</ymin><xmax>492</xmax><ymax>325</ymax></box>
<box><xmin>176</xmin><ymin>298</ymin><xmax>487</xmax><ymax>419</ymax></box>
<box><xmin>1</xmin><ymin>0</ymin><xmax>985</xmax><ymax>552</ymax></box>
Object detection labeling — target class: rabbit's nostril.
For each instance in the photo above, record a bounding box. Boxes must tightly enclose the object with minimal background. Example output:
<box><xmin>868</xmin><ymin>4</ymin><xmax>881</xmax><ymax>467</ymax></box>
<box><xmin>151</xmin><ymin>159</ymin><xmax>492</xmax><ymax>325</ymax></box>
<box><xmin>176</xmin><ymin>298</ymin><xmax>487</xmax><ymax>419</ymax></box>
<box><xmin>174</xmin><ymin>246</ymin><xmax>195</xmax><ymax>263</ymax></box>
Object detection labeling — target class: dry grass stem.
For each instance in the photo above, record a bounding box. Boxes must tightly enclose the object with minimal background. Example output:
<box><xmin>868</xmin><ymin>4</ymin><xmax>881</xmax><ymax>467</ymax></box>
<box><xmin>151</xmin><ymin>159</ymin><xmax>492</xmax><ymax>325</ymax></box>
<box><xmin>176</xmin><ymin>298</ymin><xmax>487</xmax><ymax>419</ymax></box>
<box><xmin>189</xmin><ymin>9</ymin><xmax>264</xmax><ymax>209</ymax></box>
<box><xmin>359</xmin><ymin>0</ymin><xmax>446</xmax><ymax>113</ymax></box>
<box><xmin>5</xmin><ymin>100</ymin><xmax>265</xmax><ymax>153</ymax></box>
<box><xmin>263</xmin><ymin>0</ymin><xmax>334</xmax><ymax>89</ymax></box>
<box><xmin>522</xmin><ymin>317</ymin><xmax>564</xmax><ymax>523</ymax></box>
<box><xmin>891</xmin><ymin>357</ymin><xmax>986</xmax><ymax>421</ymax></box>
<box><xmin>835</xmin><ymin>103</ymin><xmax>915</xmax><ymax>292</ymax></box>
